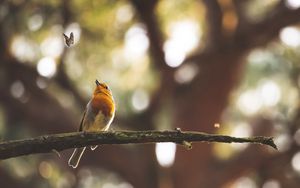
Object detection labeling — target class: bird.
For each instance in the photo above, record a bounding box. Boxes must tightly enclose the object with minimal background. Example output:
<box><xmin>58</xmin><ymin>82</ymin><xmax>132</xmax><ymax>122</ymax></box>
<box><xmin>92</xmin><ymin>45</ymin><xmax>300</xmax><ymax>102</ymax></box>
<box><xmin>63</xmin><ymin>32</ymin><xmax>74</xmax><ymax>47</ymax></box>
<box><xmin>68</xmin><ymin>80</ymin><xmax>115</xmax><ymax>168</ymax></box>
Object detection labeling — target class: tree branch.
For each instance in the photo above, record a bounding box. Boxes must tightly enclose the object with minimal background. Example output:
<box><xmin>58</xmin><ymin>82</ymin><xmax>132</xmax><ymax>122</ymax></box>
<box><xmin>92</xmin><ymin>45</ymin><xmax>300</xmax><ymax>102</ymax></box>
<box><xmin>0</xmin><ymin>130</ymin><xmax>277</xmax><ymax>160</ymax></box>
<box><xmin>234</xmin><ymin>4</ymin><xmax>300</xmax><ymax>49</ymax></box>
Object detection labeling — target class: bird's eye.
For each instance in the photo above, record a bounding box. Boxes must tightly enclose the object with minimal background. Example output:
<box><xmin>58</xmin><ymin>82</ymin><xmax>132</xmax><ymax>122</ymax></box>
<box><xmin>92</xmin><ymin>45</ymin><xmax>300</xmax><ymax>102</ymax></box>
<box><xmin>101</xmin><ymin>84</ymin><xmax>108</xmax><ymax>89</ymax></box>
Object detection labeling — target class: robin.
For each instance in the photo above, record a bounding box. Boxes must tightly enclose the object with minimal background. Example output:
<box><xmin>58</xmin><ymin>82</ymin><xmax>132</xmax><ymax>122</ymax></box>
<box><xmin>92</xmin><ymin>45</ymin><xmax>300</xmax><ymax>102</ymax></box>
<box><xmin>63</xmin><ymin>32</ymin><xmax>74</xmax><ymax>47</ymax></box>
<box><xmin>68</xmin><ymin>80</ymin><xmax>115</xmax><ymax>168</ymax></box>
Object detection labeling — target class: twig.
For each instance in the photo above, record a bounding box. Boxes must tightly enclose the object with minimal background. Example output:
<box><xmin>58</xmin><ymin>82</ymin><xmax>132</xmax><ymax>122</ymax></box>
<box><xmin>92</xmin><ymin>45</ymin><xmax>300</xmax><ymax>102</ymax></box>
<box><xmin>0</xmin><ymin>130</ymin><xmax>277</xmax><ymax>160</ymax></box>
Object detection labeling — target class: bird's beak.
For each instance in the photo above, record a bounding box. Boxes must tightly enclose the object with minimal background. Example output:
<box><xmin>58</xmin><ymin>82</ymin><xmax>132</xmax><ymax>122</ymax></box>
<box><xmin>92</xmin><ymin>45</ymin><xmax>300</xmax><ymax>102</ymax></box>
<box><xmin>95</xmin><ymin>80</ymin><xmax>100</xmax><ymax>86</ymax></box>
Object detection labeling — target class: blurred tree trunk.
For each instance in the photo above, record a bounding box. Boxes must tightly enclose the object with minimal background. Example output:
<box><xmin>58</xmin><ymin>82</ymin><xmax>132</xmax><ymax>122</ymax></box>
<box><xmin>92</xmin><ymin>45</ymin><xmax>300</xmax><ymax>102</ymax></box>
<box><xmin>172</xmin><ymin>53</ymin><xmax>245</xmax><ymax>188</ymax></box>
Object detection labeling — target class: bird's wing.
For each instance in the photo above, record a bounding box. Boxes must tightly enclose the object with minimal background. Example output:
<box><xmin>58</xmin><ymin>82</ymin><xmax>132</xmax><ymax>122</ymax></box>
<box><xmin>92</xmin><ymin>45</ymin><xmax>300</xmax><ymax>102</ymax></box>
<box><xmin>79</xmin><ymin>109</ymin><xmax>87</xmax><ymax>131</ymax></box>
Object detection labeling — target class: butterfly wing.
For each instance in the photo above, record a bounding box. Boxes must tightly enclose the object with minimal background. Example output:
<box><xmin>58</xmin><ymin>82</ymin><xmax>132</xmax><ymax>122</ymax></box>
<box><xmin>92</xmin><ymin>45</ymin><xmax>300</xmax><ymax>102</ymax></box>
<box><xmin>70</xmin><ymin>32</ymin><xmax>74</xmax><ymax>44</ymax></box>
<box><xmin>63</xmin><ymin>33</ymin><xmax>70</xmax><ymax>47</ymax></box>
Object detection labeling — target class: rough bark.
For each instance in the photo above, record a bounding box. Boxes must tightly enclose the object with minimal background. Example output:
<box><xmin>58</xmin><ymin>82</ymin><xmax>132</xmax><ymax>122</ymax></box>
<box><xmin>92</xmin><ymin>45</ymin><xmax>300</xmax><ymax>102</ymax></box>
<box><xmin>0</xmin><ymin>130</ymin><xmax>276</xmax><ymax>160</ymax></box>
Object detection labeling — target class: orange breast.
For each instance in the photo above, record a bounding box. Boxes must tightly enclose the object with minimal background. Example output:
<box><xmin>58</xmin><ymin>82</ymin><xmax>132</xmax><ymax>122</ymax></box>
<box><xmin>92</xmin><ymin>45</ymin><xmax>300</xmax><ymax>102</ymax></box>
<box><xmin>91</xmin><ymin>94</ymin><xmax>115</xmax><ymax>117</ymax></box>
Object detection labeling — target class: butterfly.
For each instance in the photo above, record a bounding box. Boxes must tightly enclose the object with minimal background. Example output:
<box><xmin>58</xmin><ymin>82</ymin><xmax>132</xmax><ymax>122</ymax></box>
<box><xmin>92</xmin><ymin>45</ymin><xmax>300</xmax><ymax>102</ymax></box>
<box><xmin>63</xmin><ymin>32</ymin><xmax>74</xmax><ymax>47</ymax></box>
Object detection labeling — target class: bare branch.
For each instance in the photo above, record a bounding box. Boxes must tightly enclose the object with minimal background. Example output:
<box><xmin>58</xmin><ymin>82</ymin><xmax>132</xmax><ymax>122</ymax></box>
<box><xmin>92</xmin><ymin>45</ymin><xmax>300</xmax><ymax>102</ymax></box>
<box><xmin>184</xmin><ymin>4</ymin><xmax>300</xmax><ymax>66</ymax></box>
<box><xmin>234</xmin><ymin>4</ymin><xmax>300</xmax><ymax>49</ymax></box>
<box><xmin>0</xmin><ymin>130</ymin><xmax>277</xmax><ymax>160</ymax></box>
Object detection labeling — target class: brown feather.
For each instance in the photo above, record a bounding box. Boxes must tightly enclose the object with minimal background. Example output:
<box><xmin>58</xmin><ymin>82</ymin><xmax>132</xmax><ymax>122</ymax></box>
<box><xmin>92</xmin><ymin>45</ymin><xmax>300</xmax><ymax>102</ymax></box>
<box><xmin>78</xmin><ymin>110</ymin><xmax>86</xmax><ymax>131</ymax></box>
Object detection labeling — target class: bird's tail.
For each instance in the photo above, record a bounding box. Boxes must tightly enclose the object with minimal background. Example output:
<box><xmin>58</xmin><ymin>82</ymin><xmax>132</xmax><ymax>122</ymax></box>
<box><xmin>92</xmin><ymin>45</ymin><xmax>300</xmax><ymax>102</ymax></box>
<box><xmin>68</xmin><ymin>147</ymin><xmax>86</xmax><ymax>168</ymax></box>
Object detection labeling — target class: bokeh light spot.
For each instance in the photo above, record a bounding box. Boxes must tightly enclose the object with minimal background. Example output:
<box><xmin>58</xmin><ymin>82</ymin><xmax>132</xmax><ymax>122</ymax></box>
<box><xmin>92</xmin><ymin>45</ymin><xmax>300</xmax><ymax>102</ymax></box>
<box><xmin>28</xmin><ymin>14</ymin><xmax>43</xmax><ymax>31</ymax></box>
<box><xmin>174</xmin><ymin>63</ymin><xmax>198</xmax><ymax>84</ymax></box>
<box><xmin>259</xmin><ymin>80</ymin><xmax>281</xmax><ymax>107</ymax></box>
<box><xmin>41</xmin><ymin>34</ymin><xmax>64</xmax><ymax>58</ymax></box>
<box><xmin>280</xmin><ymin>27</ymin><xmax>300</xmax><ymax>47</ymax></box>
<box><xmin>124</xmin><ymin>24</ymin><xmax>149</xmax><ymax>60</ymax></box>
<box><xmin>164</xmin><ymin>40</ymin><xmax>186</xmax><ymax>68</ymax></box>
<box><xmin>168</xmin><ymin>20</ymin><xmax>200</xmax><ymax>52</ymax></box>
<box><xmin>237</xmin><ymin>90</ymin><xmax>262</xmax><ymax>115</ymax></box>
<box><xmin>36</xmin><ymin>77</ymin><xmax>48</xmax><ymax>89</ymax></box>
<box><xmin>131</xmin><ymin>89</ymin><xmax>149</xmax><ymax>112</ymax></box>
<box><xmin>232</xmin><ymin>177</ymin><xmax>257</xmax><ymax>188</ymax></box>
<box><xmin>10</xmin><ymin>35</ymin><xmax>38</xmax><ymax>62</ymax></box>
<box><xmin>291</xmin><ymin>151</ymin><xmax>300</xmax><ymax>173</ymax></box>
<box><xmin>117</xmin><ymin>182</ymin><xmax>134</xmax><ymax>188</ymax></box>
<box><xmin>164</xmin><ymin>20</ymin><xmax>200</xmax><ymax>68</ymax></box>
<box><xmin>37</xmin><ymin>57</ymin><xmax>57</xmax><ymax>78</ymax></box>
<box><xmin>116</xmin><ymin>5</ymin><xmax>134</xmax><ymax>24</ymax></box>
<box><xmin>262</xmin><ymin>179</ymin><xmax>281</xmax><ymax>188</ymax></box>
<box><xmin>275</xmin><ymin>133</ymin><xmax>292</xmax><ymax>152</ymax></box>
<box><xmin>285</xmin><ymin>0</ymin><xmax>300</xmax><ymax>9</ymax></box>
<box><xmin>102</xmin><ymin>182</ymin><xmax>133</xmax><ymax>188</ymax></box>
<box><xmin>39</xmin><ymin>161</ymin><xmax>53</xmax><ymax>179</ymax></box>
<box><xmin>155</xmin><ymin>143</ymin><xmax>176</xmax><ymax>167</ymax></box>
<box><xmin>10</xmin><ymin>80</ymin><xmax>25</xmax><ymax>99</ymax></box>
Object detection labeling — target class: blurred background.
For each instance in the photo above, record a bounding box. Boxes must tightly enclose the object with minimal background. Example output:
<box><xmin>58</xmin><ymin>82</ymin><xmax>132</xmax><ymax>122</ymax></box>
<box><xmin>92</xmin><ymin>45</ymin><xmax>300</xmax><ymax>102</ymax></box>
<box><xmin>1</xmin><ymin>0</ymin><xmax>300</xmax><ymax>187</ymax></box>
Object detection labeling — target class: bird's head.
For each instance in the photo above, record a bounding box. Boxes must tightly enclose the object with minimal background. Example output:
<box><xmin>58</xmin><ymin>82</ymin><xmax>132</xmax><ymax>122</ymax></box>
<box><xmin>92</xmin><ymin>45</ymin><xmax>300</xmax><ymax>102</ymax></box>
<box><xmin>93</xmin><ymin>80</ymin><xmax>112</xmax><ymax>97</ymax></box>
